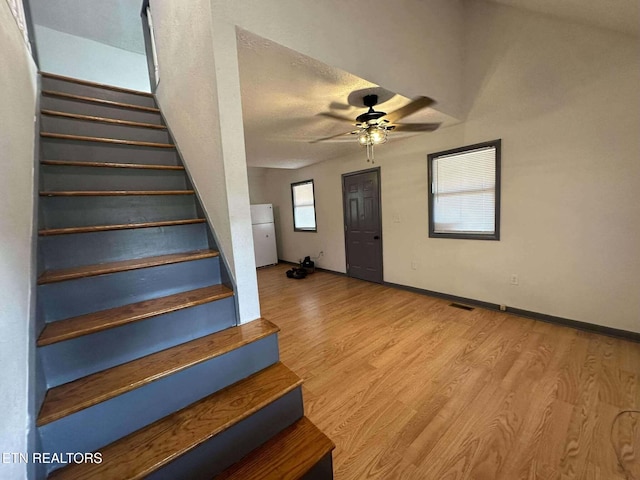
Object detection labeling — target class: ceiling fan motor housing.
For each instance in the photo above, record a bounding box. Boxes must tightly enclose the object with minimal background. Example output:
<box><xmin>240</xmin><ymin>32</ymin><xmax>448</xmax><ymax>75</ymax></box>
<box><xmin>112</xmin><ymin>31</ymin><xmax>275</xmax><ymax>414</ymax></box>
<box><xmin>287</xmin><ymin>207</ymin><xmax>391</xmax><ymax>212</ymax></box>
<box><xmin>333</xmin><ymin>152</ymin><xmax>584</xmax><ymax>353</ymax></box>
<box><xmin>356</xmin><ymin>95</ymin><xmax>387</xmax><ymax>124</ymax></box>
<box><xmin>362</xmin><ymin>94</ymin><xmax>378</xmax><ymax>108</ymax></box>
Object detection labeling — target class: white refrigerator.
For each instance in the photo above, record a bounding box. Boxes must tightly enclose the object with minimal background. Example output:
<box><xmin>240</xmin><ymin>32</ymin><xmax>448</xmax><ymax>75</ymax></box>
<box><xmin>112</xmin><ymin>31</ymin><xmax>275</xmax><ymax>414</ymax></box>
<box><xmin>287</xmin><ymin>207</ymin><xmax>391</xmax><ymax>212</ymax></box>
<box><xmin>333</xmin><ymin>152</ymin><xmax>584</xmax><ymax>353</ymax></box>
<box><xmin>250</xmin><ymin>204</ymin><xmax>278</xmax><ymax>268</ymax></box>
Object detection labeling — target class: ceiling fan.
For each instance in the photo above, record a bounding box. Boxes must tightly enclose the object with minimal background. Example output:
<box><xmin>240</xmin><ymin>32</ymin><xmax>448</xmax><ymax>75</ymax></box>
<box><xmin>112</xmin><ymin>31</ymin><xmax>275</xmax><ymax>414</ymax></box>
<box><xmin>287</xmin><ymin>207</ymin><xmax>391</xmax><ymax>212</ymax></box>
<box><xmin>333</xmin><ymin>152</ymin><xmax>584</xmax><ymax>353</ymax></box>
<box><xmin>312</xmin><ymin>94</ymin><xmax>441</xmax><ymax>162</ymax></box>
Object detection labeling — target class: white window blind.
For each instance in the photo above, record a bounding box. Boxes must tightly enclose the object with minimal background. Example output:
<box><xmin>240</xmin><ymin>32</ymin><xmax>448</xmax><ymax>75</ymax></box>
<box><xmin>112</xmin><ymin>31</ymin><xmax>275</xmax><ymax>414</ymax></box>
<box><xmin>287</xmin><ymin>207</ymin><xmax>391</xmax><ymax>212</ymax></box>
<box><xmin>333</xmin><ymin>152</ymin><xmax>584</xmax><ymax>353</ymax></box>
<box><xmin>292</xmin><ymin>181</ymin><xmax>316</xmax><ymax>231</ymax></box>
<box><xmin>431</xmin><ymin>145</ymin><xmax>496</xmax><ymax>235</ymax></box>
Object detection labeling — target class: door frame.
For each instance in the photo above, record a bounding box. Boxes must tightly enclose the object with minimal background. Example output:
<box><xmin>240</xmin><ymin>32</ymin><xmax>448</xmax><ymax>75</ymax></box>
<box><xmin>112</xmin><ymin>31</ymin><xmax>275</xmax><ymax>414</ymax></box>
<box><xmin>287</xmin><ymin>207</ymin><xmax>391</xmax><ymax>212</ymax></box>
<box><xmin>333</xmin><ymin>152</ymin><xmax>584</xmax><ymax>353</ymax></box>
<box><xmin>341</xmin><ymin>167</ymin><xmax>383</xmax><ymax>283</ymax></box>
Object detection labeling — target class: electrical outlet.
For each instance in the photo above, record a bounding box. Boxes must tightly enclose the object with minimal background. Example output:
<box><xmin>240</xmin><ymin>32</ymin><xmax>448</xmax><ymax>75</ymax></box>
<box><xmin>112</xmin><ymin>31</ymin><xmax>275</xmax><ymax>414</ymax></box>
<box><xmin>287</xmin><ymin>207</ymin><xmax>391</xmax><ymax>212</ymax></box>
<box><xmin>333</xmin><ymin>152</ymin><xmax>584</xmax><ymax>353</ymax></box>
<box><xmin>510</xmin><ymin>274</ymin><xmax>519</xmax><ymax>286</ymax></box>
<box><xmin>319</xmin><ymin>251</ymin><xmax>324</xmax><ymax>257</ymax></box>
<box><xmin>411</xmin><ymin>261</ymin><xmax>418</xmax><ymax>270</ymax></box>
<box><xmin>393</xmin><ymin>214</ymin><xmax>401</xmax><ymax>223</ymax></box>
<box><xmin>500</xmin><ymin>304</ymin><xmax>507</xmax><ymax>311</ymax></box>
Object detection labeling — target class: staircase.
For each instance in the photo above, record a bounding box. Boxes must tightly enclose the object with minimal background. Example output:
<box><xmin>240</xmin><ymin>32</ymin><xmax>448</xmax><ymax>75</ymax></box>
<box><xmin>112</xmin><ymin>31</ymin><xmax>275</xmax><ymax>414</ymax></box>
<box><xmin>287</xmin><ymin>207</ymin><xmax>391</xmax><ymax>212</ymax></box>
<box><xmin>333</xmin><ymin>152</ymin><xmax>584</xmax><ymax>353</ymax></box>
<box><xmin>35</xmin><ymin>72</ymin><xmax>334</xmax><ymax>480</ymax></box>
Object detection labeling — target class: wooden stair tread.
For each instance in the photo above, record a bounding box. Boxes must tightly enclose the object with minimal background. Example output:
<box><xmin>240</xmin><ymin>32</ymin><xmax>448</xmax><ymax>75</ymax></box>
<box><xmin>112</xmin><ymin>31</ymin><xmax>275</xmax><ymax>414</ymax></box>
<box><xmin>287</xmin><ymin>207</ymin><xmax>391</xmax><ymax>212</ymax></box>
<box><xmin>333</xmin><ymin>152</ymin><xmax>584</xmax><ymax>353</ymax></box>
<box><xmin>38</xmin><ymin>318</ymin><xmax>280</xmax><ymax>427</ymax></box>
<box><xmin>48</xmin><ymin>361</ymin><xmax>299</xmax><ymax>480</ymax></box>
<box><xmin>216</xmin><ymin>417</ymin><xmax>335</xmax><ymax>480</ymax></box>
<box><xmin>37</xmin><ymin>284</ymin><xmax>233</xmax><ymax>347</ymax></box>
<box><xmin>41</xmin><ymin>109</ymin><xmax>167</xmax><ymax>129</ymax></box>
<box><xmin>41</xmin><ymin>132</ymin><xmax>174</xmax><ymax>148</ymax></box>
<box><xmin>40</xmin><ymin>190</ymin><xmax>194</xmax><ymax>197</ymax></box>
<box><xmin>41</xmin><ymin>160</ymin><xmax>184</xmax><ymax>170</ymax></box>
<box><xmin>41</xmin><ymin>72</ymin><xmax>155</xmax><ymax>98</ymax></box>
<box><xmin>37</xmin><ymin>250</ymin><xmax>218</xmax><ymax>285</ymax></box>
<box><xmin>42</xmin><ymin>90</ymin><xmax>160</xmax><ymax>113</ymax></box>
<box><xmin>39</xmin><ymin>218</ymin><xmax>205</xmax><ymax>236</ymax></box>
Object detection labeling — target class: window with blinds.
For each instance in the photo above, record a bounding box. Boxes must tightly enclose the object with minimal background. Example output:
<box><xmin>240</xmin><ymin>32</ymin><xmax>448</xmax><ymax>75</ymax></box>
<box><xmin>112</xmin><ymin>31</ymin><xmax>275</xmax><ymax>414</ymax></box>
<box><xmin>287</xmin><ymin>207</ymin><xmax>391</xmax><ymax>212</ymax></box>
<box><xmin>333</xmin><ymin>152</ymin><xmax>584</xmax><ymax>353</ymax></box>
<box><xmin>428</xmin><ymin>140</ymin><xmax>501</xmax><ymax>240</ymax></box>
<box><xmin>291</xmin><ymin>180</ymin><xmax>317</xmax><ymax>232</ymax></box>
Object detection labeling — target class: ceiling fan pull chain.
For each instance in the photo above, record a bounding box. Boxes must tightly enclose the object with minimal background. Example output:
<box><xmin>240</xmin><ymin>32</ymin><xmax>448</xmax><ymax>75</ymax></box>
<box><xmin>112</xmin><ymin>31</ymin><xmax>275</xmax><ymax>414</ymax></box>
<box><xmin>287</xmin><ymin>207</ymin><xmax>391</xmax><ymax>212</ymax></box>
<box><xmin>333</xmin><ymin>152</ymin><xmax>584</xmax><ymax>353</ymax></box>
<box><xmin>367</xmin><ymin>143</ymin><xmax>375</xmax><ymax>163</ymax></box>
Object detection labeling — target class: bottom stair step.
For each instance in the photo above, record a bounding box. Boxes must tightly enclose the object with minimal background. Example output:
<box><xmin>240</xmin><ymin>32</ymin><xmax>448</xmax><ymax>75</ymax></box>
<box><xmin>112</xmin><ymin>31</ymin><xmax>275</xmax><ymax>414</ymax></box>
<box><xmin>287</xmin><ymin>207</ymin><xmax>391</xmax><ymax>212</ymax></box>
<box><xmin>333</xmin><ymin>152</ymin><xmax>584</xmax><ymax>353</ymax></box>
<box><xmin>215</xmin><ymin>416</ymin><xmax>335</xmax><ymax>480</ymax></box>
<box><xmin>48</xmin><ymin>362</ymin><xmax>303</xmax><ymax>479</ymax></box>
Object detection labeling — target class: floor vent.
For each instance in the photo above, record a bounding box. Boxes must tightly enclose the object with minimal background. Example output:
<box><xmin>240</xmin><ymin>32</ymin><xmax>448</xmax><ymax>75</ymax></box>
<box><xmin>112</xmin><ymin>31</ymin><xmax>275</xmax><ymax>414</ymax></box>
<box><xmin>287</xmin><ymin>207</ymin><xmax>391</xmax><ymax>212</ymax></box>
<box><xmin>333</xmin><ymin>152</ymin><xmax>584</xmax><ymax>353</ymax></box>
<box><xmin>449</xmin><ymin>303</ymin><xmax>474</xmax><ymax>311</ymax></box>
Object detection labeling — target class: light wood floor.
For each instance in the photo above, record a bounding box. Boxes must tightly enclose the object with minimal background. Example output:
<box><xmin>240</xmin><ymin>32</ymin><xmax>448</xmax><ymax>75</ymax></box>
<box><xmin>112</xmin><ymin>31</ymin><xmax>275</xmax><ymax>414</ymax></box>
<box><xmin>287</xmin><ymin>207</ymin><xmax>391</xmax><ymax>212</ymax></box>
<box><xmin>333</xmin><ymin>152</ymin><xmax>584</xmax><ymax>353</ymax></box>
<box><xmin>257</xmin><ymin>264</ymin><xmax>640</xmax><ymax>480</ymax></box>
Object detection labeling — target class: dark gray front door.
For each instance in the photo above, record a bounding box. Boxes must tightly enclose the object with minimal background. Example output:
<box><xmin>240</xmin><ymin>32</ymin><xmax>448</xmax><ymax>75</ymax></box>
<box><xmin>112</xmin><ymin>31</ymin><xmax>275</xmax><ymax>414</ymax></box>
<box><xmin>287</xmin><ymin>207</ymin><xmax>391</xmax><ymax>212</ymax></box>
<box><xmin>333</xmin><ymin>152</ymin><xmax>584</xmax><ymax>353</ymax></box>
<box><xmin>342</xmin><ymin>168</ymin><xmax>383</xmax><ymax>283</ymax></box>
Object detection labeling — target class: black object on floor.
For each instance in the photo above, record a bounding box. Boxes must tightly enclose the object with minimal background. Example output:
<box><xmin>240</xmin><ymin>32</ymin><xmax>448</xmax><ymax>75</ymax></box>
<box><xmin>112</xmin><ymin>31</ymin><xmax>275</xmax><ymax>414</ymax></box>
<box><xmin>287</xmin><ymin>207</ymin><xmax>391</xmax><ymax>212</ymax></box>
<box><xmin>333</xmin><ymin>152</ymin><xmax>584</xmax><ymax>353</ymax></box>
<box><xmin>286</xmin><ymin>268</ymin><xmax>308</xmax><ymax>280</ymax></box>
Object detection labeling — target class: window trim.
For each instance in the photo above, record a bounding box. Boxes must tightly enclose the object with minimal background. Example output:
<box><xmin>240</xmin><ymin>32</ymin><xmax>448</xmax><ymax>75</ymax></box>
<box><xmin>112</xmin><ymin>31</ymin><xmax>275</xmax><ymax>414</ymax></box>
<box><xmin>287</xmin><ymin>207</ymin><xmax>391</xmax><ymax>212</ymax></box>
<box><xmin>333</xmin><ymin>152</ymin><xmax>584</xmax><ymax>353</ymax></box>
<box><xmin>291</xmin><ymin>179</ymin><xmax>317</xmax><ymax>232</ymax></box>
<box><xmin>427</xmin><ymin>139</ymin><xmax>501</xmax><ymax>241</ymax></box>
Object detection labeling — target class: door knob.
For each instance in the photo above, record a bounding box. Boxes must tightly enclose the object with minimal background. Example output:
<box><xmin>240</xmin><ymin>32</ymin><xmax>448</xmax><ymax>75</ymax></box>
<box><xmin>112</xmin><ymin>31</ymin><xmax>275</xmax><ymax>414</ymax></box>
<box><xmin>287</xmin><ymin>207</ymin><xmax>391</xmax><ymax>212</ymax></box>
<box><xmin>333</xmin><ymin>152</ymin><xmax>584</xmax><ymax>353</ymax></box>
<box><xmin>374</xmin><ymin>235</ymin><xmax>380</xmax><ymax>239</ymax></box>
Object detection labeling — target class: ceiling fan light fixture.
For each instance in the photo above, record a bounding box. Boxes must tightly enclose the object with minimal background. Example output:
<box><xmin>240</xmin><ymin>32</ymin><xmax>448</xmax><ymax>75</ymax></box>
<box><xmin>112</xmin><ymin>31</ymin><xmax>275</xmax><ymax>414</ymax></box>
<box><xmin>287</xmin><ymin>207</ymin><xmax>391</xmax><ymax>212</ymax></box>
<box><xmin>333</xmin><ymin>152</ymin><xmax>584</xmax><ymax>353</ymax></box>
<box><xmin>357</xmin><ymin>124</ymin><xmax>388</xmax><ymax>146</ymax></box>
<box><xmin>369</xmin><ymin>126</ymin><xmax>387</xmax><ymax>145</ymax></box>
<box><xmin>357</xmin><ymin>124</ymin><xmax>388</xmax><ymax>163</ymax></box>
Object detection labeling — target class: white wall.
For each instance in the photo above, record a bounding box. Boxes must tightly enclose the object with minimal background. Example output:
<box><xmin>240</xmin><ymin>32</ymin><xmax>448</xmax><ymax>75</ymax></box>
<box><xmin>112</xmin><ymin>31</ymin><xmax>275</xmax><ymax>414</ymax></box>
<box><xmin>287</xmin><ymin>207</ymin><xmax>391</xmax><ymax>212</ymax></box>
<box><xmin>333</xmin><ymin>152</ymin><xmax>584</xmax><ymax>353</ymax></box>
<box><xmin>261</xmin><ymin>2</ymin><xmax>640</xmax><ymax>333</ymax></box>
<box><xmin>247</xmin><ymin>168</ymin><xmax>271</xmax><ymax>205</ymax></box>
<box><xmin>34</xmin><ymin>25</ymin><xmax>150</xmax><ymax>92</ymax></box>
<box><xmin>150</xmin><ymin>0</ymin><xmax>260</xmax><ymax>323</ymax></box>
<box><xmin>0</xmin><ymin>2</ymin><xmax>38</xmax><ymax>479</ymax></box>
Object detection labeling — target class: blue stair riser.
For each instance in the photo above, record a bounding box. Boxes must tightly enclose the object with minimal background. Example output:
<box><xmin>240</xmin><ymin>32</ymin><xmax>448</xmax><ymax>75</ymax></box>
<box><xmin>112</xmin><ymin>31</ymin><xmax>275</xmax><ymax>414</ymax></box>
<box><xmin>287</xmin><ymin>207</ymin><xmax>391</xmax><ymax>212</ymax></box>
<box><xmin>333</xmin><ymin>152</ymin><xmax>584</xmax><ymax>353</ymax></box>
<box><xmin>39</xmin><ymin>334</ymin><xmax>281</xmax><ymax>471</ymax></box>
<box><xmin>40</xmin><ymin>223</ymin><xmax>210</xmax><ymax>270</ymax></box>
<box><xmin>39</xmin><ymin>256</ymin><xmax>222</xmax><ymax>322</ymax></box>
<box><xmin>39</xmin><ymin>297</ymin><xmax>236</xmax><ymax>386</ymax></box>
<box><xmin>41</xmin><ymin>115</ymin><xmax>171</xmax><ymax>144</ymax></box>
<box><xmin>148</xmin><ymin>388</ymin><xmax>304</xmax><ymax>480</ymax></box>
<box><xmin>41</xmin><ymin>95</ymin><xmax>163</xmax><ymax>125</ymax></box>
<box><xmin>41</xmin><ymin>137</ymin><xmax>178</xmax><ymax>165</ymax></box>
<box><xmin>41</xmin><ymin>165</ymin><xmax>188</xmax><ymax>195</ymax></box>
<box><xmin>41</xmin><ymin>76</ymin><xmax>157</xmax><ymax>109</ymax></box>
<box><xmin>40</xmin><ymin>195</ymin><xmax>198</xmax><ymax>230</ymax></box>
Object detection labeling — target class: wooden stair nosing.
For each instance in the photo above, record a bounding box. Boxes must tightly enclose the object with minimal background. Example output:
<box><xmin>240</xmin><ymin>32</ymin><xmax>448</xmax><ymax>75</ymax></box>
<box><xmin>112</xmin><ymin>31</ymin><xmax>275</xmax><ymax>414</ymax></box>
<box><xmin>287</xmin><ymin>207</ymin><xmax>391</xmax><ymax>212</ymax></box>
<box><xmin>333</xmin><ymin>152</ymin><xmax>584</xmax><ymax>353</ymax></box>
<box><xmin>47</xmin><ymin>362</ymin><xmax>300</xmax><ymax>480</ymax></box>
<box><xmin>40</xmin><ymin>132</ymin><xmax>174</xmax><ymax>149</ymax></box>
<box><xmin>41</xmin><ymin>109</ymin><xmax>167</xmax><ymax>130</ymax></box>
<box><xmin>216</xmin><ymin>417</ymin><xmax>335</xmax><ymax>480</ymax></box>
<box><xmin>37</xmin><ymin>284</ymin><xmax>234</xmax><ymax>347</ymax></box>
<box><xmin>39</xmin><ymin>218</ymin><xmax>206</xmax><ymax>236</ymax></box>
<box><xmin>39</xmin><ymin>190</ymin><xmax>194</xmax><ymax>197</ymax></box>
<box><xmin>42</xmin><ymin>90</ymin><xmax>160</xmax><ymax>113</ymax></box>
<box><xmin>38</xmin><ymin>318</ymin><xmax>282</xmax><ymax>427</ymax></box>
<box><xmin>40</xmin><ymin>72</ymin><xmax>155</xmax><ymax>98</ymax></box>
<box><xmin>37</xmin><ymin>249</ymin><xmax>218</xmax><ymax>285</ymax></box>
<box><xmin>41</xmin><ymin>160</ymin><xmax>184</xmax><ymax>171</ymax></box>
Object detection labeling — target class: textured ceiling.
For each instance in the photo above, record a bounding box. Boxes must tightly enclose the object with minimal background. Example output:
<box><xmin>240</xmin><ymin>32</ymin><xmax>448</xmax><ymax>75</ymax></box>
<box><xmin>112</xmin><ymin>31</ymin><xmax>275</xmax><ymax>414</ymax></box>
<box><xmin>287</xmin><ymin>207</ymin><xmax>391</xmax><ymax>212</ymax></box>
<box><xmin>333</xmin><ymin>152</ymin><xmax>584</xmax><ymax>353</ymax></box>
<box><xmin>29</xmin><ymin>0</ymin><xmax>146</xmax><ymax>54</ymax></box>
<box><xmin>487</xmin><ymin>0</ymin><xmax>639</xmax><ymax>36</ymax></box>
<box><xmin>237</xmin><ymin>30</ymin><xmax>457</xmax><ymax>169</ymax></box>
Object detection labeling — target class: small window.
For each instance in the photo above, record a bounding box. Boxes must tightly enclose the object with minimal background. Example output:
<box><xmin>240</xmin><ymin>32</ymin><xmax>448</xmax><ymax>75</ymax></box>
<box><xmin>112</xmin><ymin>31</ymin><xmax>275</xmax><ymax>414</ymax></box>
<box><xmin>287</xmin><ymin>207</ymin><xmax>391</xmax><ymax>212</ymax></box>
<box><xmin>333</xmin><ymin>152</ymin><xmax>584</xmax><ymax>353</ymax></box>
<box><xmin>428</xmin><ymin>140</ymin><xmax>501</xmax><ymax>240</ymax></box>
<box><xmin>291</xmin><ymin>180</ymin><xmax>317</xmax><ymax>232</ymax></box>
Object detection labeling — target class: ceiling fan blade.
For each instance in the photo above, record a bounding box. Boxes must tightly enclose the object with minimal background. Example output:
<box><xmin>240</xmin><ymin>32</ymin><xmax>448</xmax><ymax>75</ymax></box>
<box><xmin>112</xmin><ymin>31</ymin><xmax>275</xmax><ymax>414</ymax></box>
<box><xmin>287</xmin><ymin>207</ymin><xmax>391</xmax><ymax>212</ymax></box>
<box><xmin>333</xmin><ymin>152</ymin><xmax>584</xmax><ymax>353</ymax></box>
<box><xmin>382</xmin><ymin>96</ymin><xmax>435</xmax><ymax>123</ymax></box>
<box><xmin>318</xmin><ymin>112</ymin><xmax>356</xmax><ymax>124</ymax></box>
<box><xmin>393</xmin><ymin>122</ymin><xmax>441</xmax><ymax>132</ymax></box>
<box><xmin>310</xmin><ymin>130</ymin><xmax>357</xmax><ymax>143</ymax></box>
